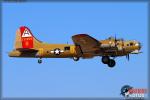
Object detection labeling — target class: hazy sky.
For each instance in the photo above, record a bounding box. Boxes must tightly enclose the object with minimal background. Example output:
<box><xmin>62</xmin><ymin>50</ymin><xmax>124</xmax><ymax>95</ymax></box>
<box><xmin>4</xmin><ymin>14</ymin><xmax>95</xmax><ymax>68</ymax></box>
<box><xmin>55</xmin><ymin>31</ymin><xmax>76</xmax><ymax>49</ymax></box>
<box><xmin>2</xmin><ymin>2</ymin><xmax>148</xmax><ymax>98</ymax></box>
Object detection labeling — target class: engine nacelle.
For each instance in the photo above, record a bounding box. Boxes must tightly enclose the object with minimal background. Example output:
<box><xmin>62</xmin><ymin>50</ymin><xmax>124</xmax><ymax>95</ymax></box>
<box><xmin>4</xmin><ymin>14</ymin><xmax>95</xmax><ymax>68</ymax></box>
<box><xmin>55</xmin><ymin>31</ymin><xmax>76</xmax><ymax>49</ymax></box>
<box><xmin>100</xmin><ymin>44</ymin><xmax>115</xmax><ymax>48</ymax></box>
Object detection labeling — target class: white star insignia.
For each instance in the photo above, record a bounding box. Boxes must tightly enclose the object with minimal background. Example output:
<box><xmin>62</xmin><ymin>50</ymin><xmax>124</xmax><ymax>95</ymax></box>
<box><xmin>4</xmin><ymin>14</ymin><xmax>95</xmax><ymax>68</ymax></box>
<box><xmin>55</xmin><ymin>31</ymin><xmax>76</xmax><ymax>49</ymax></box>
<box><xmin>55</xmin><ymin>49</ymin><xmax>60</xmax><ymax>54</ymax></box>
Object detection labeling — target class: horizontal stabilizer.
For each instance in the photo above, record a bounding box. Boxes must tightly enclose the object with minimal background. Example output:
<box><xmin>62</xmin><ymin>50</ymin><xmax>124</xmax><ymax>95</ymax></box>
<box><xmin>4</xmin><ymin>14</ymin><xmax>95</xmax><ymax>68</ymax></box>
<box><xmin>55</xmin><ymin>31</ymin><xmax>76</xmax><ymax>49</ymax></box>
<box><xmin>16</xmin><ymin>48</ymin><xmax>38</xmax><ymax>53</ymax></box>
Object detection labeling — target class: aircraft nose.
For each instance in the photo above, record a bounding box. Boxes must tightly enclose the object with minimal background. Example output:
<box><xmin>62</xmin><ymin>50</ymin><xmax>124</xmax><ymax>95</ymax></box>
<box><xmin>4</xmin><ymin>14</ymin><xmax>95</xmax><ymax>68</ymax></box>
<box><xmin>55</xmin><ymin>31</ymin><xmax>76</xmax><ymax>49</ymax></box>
<box><xmin>135</xmin><ymin>42</ymin><xmax>141</xmax><ymax>50</ymax></box>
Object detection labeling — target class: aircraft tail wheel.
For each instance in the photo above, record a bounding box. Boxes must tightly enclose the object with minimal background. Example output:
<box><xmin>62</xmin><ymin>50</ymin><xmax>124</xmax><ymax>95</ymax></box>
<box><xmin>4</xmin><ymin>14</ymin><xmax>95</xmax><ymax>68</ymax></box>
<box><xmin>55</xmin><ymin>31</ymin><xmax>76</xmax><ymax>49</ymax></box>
<box><xmin>73</xmin><ymin>57</ymin><xmax>79</xmax><ymax>61</ymax></box>
<box><xmin>102</xmin><ymin>56</ymin><xmax>110</xmax><ymax>64</ymax></box>
<box><xmin>108</xmin><ymin>59</ymin><xmax>116</xmax><ymax>68</ymax></box>
<box><xmin>38</xmin><ymin>59</ymin><xmax>42</xmax><ymax>64</ymax></box>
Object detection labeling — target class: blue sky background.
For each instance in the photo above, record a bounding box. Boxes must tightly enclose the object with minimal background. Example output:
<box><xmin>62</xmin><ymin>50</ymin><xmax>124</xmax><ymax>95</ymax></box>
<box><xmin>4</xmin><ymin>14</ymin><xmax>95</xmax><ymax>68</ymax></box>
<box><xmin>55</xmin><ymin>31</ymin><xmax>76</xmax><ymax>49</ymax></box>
<box><xmin>2</xmin><ymin>2</ymin><xmax>148</xmax><ymax>98</ymax></box>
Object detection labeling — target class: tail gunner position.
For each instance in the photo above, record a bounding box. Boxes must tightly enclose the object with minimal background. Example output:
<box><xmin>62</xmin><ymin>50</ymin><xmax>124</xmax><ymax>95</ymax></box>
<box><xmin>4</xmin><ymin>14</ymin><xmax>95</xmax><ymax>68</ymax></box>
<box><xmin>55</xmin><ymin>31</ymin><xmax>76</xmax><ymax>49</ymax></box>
<box><xmin>9</xmin><ymin>26</ymin><xmax>141</xmax><ymax>68</ymax></box>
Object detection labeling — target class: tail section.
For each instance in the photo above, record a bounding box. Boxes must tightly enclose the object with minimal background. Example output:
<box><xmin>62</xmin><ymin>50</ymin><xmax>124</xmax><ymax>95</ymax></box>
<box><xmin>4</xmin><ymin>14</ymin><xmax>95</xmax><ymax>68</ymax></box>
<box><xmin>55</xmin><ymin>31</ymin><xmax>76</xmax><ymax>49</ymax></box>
<box><xmin>14</xmin><ymin>26</ymin><xmax>41</xmax><ymax>49</ymax></box>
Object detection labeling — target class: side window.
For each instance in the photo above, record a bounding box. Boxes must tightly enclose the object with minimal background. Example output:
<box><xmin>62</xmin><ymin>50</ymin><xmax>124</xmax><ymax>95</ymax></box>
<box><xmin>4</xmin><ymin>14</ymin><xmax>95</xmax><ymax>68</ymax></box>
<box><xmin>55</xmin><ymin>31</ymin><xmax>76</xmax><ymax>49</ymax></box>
<box><xmin>64</xmin><ymin>46</ymin><xmax>70</xmax><ymax>51</ymax></box>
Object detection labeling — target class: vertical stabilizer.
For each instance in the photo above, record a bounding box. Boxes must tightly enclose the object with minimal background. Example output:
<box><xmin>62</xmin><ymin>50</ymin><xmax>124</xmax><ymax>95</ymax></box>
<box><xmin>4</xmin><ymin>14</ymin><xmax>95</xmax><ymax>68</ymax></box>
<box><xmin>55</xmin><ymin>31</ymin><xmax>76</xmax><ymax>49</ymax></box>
<box><xmin>14</xmin><ymin>26</ymin><xmax>41</xmax><ymax>49</ymax></box>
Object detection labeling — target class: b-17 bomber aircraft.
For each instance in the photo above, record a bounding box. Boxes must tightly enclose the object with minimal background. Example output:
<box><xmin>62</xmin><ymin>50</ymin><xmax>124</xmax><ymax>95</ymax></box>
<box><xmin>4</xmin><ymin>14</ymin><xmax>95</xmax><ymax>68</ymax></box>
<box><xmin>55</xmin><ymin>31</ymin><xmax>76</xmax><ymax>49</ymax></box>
<box><xmin>9</xmin><ymin>26</ymin><xmax>141</xmax><ymax>68</ymax></box>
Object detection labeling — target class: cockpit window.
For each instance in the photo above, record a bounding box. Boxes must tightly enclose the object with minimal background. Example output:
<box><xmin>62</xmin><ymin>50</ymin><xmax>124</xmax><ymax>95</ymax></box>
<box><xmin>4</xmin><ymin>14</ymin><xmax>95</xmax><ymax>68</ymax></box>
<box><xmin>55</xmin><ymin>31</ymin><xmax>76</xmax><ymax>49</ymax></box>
<box><xmin>64</xmin><ymin>46</ymin><xmax>70</xmax><ymax>51</ymax></box>
<box><xmin>130</xmin><ymin>42</ymin><xmax>133</xmax><ymax>46</ymax></box>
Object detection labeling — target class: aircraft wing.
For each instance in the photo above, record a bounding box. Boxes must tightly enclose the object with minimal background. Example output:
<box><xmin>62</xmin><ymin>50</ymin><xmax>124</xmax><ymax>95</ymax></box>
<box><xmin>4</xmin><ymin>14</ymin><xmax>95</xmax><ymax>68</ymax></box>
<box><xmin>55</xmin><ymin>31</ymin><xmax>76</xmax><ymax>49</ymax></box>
<box><xmin>72</xmin><ymin>34</ymin><xmax>100</xmax><ymax>56</ymax></box>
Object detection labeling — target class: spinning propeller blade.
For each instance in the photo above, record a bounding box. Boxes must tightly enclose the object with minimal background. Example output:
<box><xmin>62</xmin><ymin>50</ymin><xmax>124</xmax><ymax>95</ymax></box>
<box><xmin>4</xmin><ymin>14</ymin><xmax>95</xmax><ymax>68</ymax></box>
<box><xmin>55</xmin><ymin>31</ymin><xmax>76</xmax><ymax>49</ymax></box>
<box><xmin>126</xmin><ymin>54</ymin><xmax>130</xmax><ymax>61</ymax></box>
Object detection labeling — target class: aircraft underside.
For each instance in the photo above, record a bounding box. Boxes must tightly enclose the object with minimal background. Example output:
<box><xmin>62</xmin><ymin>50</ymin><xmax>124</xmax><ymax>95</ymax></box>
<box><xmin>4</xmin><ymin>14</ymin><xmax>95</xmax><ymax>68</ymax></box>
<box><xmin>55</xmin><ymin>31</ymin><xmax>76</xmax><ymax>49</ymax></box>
<box><xmin>36</xmin><ymin>56</ymin><xmax>116</xmax><ymax>68</ymax></box>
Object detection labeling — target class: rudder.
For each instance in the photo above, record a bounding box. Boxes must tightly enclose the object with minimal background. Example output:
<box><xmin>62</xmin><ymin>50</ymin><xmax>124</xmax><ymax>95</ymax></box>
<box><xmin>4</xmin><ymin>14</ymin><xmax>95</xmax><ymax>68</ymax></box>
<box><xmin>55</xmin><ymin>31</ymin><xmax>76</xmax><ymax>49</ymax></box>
<box><xmin>14</xmin><ymin>26</ymin><xmax>41</xmax><ymax>49</ymax></box>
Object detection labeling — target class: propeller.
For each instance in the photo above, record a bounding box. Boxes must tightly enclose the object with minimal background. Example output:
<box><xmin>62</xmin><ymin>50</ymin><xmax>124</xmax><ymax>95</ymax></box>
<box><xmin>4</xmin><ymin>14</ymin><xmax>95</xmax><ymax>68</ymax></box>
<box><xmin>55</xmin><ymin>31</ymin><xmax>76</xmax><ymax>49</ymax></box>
<box><xmin>126</xmin><ymin>54</ymin><xmax>130</xmax><ymax>61</ymax></box>
<box><xmin>121</xmin><ymin>38</ymin><xmax>124</xmax><ymax>48</ymax></box>
<box><xmin>139</xmin><ymin>42</ymin><xmax>142</xmax><ymax>50</ymax></box>
<box><xmin>114</xmin><ymin>35</ymin><xmax>125</xmax><ymax>50</ymax></box>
